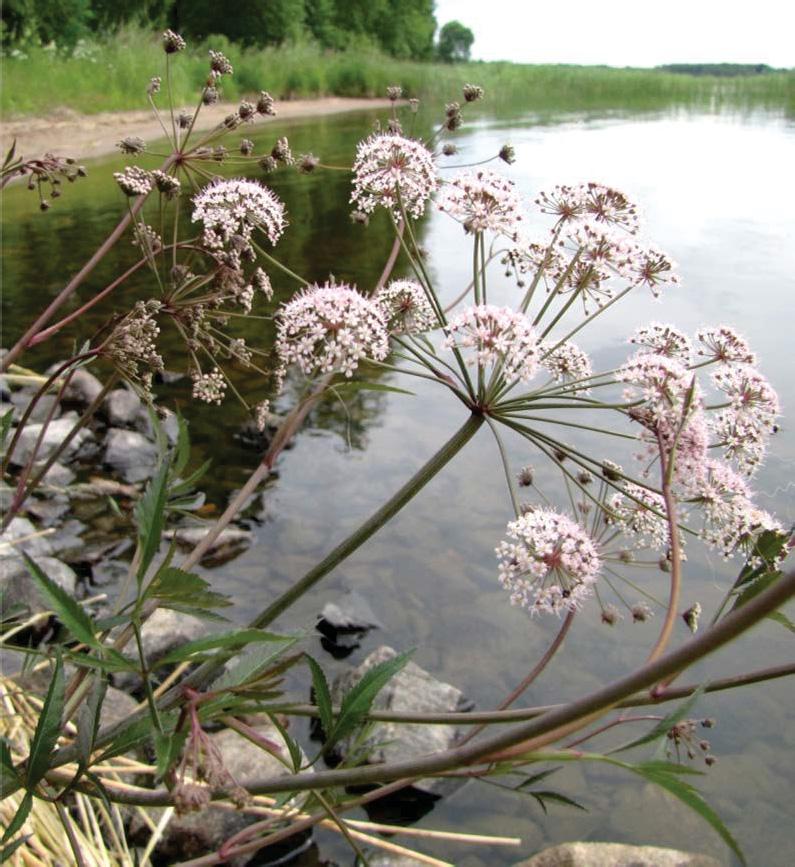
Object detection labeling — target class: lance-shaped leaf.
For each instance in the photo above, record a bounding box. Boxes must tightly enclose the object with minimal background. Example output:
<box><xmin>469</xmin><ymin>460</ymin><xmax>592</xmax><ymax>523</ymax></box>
<box><xmin>157</xmin><ymin>628</ymin><xmax>291</xmax><ymax>665</ymax></box>
<box><xmin>24</xmin><ymin>554</ymin><xmax>99</xmax><ymax>648</ymax></box>
<box><xmin>27</xmin><ymin>651</ymin><xmax>65</xmax><ymax>789</ymax></box>
<box><xmin>135</xmin><ymin>459</ymin><xmax>170</xmax><ymax>584</ymax></box>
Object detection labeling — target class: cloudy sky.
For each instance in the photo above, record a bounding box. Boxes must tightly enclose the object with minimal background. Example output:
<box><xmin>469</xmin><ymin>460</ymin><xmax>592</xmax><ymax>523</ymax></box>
<box><xmin>434</xmin><ymin>0</ymin><xmax>794</xmax><ymax>68</ymax></box>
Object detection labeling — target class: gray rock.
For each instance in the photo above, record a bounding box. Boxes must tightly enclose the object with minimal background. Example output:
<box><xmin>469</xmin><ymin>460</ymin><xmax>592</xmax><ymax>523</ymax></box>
<box><xmin>104</xmin><ymin>388</ymin><xmax>142</xmax><ymax>428</ymax></box>
<box><xmin>97</xmin><ymin>687</ymin><xmax>140</xmax><ymax>730</ymax></box>
<box><xmin>25</xmin><ymin>496</ymin><xmax>70</xmax><ymax>526</ymax></box>
<box><xmin>54</xmin><ymin>366</ymin><xmax>103</xmax><ymax>407</ymax></box>
<box><xmin>34</xmin><ymin>461</ymin><xmax>76</xmax><ymax>489</ymax></box>
<box><xmin>0</xmin><ymin>517</ymin><xmax>54</xmax><ymax>561</ymax></box>
<box><xmin>319</xmin><ymin>590</ymin><xmax>382</xmax><ymax>634</ymax></box>
<box><xmin>164</xmin><ymin>526</ymin><xmax>252</xmax><ymax>566</ymax></box>
<box><xmin>137</xmin><ymin>608</ymin><xmax>207</xmax><ymax>668</ymax></box>
<box><xmin>0</xmin><ymin>555</ymin><xmax>77</xmax><ymax>617</ymax></box>
<box><xmin>48</xmin><ymin>519</ymin><xmax>87</xmax><ymax>562</ymax></box>
<box><xmin>369</xmin><ymin>857</ymin><xmax>429</xmax><ymax>867</ymax></box>
<box><xmin>331</xmin><ymin>645</ymin><xmax>473</xmax><ymax>796</ymax></box>
<box><xmin>104</xmin><ymin>428</ymin><xmax>158</xmax><ymax>482</ymax></box>
<box><xmin>9</xmin><ymin>414</ymin><xmax>92</xmax><ymax>467</ymax></box>
<box><xmin>515</xmin><ymin>842</ymin><xmax>722</xmax><ymax>867</ymax></box>
<box><xmin>90</xmin><ymin>559</ymin><xmax>129</xmax><ymax>588</ymax></box>
<box><xmin>134</xmin><ymin>405</ymin><xmax>179</xmax><ymax>444</ymax></box>
<box><xmin>127</xmin><ymin>722</ymin><xmax>313</xmax><ymax>866</ymax></box>
<box><xmin>9</xmin><ymin>390</ymin><xmax>61</xmax><ymax>423</ymax></box>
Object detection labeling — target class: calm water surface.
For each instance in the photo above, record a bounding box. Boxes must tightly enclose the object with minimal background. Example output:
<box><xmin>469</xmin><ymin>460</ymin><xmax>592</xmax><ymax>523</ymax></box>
<box><xmin>3</xmin><ymin>106</ymin><xmax>794</xmax><ymax>866</ymax></box>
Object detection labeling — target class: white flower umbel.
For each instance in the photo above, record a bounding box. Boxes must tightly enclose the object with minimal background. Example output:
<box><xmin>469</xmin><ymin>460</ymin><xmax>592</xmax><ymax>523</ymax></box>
<box><xmin>276</xmin><ymin>282</ymin><xmax>389</xmax><ymax>378</ymax></box>
<box><xmin>437</xmin><ymin>168</ymin><xmax>525</xmax><ymax>237</ymax></box>
<box><xmin>351</xmin><ymin>133</ymin><xmax>437</xmax><ymax>220</ymax></box>
<box><xmin>374</xmin><ymin>279</ymin><xmax>437</xmax><ymax>334</ymax></box>
<box><xmin>192</xmin><ymin>178</ymin><xmax>286</xmax><ymax>263</ymax></box>
<box><xmin>541</xmin><ymin>341</ymin><xmax>593</xmax><ymax>385</ymax></box>
<box><xmin>444</xmin><ymin>304</ymin><xmax>540</xmax><ymax>383</ymax></box>
<box><xmin>496</xmin><ymin>509</ymin><xmax>601</xmax><ymax>616</ymax></box>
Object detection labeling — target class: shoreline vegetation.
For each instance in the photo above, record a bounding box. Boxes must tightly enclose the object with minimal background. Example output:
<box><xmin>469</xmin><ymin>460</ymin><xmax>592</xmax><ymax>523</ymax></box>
<box><xmin>2</xmin><ymin>27</ymin><xmax>794</xmax><ymax>121</ymax></box>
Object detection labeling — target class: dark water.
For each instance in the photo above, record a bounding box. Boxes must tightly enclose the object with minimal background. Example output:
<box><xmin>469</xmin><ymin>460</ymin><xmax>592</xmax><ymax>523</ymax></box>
<box><xmin>3</xmin><ymin>106</ymin><xmax>794</xmax><ymax>866</ymax></box>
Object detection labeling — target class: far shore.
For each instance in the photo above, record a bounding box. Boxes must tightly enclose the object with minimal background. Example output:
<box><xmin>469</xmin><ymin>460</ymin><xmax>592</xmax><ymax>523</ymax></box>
<box><xmin>1</xmin><ymin>97</ymin><xmax>393</xmax><ymax>163</ymax></box>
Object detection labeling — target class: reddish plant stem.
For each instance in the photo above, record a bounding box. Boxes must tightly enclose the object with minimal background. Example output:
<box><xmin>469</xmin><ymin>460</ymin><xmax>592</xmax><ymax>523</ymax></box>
<box><xmin>564</xmin><ymin>714</ymin><xmax>662</xmax><ymax>749</ymax></box>
<box><xmin>1</xmin><ymin>155</ymin><xmax>177</xmax><ymax>372</ymax></box>
<box><xmin>646</xmin><ymin>432</ymin><xmax>683</xmax><ymax>664</ymax></box>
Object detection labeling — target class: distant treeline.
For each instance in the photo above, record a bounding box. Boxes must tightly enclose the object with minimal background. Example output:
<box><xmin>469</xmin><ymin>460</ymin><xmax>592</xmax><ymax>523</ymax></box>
<box><xmin>1</xmin><ymin>0</ymin><xmax>446</xmax><ymax>60</ymax></box>
<box><xmin>657</xmin><ymin>63</ymin><xmax>780</xmax><ymax>77</ymax></box>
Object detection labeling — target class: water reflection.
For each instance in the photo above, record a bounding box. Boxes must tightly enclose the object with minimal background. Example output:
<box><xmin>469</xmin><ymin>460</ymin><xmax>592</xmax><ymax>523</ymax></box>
<box><xmin>3</xmin><ymin>106</ymin><xmax>794</xmax><ymax>865</ymax></box>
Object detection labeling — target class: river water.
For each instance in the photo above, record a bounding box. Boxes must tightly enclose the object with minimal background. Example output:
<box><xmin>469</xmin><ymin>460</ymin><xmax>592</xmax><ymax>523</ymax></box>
<box><xmin>2</xmin><ymin>104</ymin><xmax>794</xmax><ymax>865</ymax></box>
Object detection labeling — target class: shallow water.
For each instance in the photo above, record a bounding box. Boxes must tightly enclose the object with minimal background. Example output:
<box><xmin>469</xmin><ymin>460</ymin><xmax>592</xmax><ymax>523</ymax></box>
<box><xmin>3</xmin><ymin>105</ymin><xmax>794</xmax><ymax>865</ymax></box>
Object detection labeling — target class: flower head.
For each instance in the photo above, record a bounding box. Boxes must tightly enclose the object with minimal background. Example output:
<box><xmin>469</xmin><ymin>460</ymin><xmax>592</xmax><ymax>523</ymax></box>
<box><xmin>496</xmin><ymin>509</ymin><xmax>601</xmax><ymax>616</ymax></box>
<box><xmin>536</xmin><ymin>182</ymin><xmax>640</xmax><ymax>233</ymax></box>
<box><xmin>444</xmin><ymin>305</ymin><xmax>540</xmax><ymax>383</ymax></box>
<box><xmin>114</xmin><ymin>166</ymin><xmax>152</xmax><ymax>197</ymax></box>
<box><xmin>437</xmin><ymin>168</ymin><xmax>524</xmax><ymax>237</ymax></box>
<box><xmin>192</xmin><ymin>178</ymin><xmax>286</xmax><ymax>264</ymax></box>
<box><xmin>608</xmin><ymin>484</ymin><xmax>669</xmax><ymax>550</ymax></box>
<box><xmin>629</xmin><ymin>323</ymin><xmax>692</xmax><ymax>362</ymax></box>
<box><xmin>276</xmin><ymin>282</ymin><xmax>389</xmax><ymax>378</ymax></box>
<box><xmin>374</xmin><ymin>279</ymin><xmax>436</xmax><ymax>334</ymax></box>
<box><xmin>351</xmin><ymin>133</ymin><xmax>437</xmax><ymax>220</ymax></box>
<box><xmin>696</xmin><ymin>326</ymin><xmax>756</xmax><ymax>365</ymax></box>
<box><xmin>541</xmin><ymin>342</ymin><xmax>592</xmax><ymax>385</ymax></box>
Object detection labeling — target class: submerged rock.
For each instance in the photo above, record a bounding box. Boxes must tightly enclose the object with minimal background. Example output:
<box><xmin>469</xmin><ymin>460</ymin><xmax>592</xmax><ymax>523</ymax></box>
<box><xmin>9</xmin><ymin>414</ymin><xmax>92</xmax><ymax>467</ymax></box>
<box><xmin>164</xmin><ymin>525</ymin><xmax>252</xmax><ymax>566</ymax></box>
<box><xmin>330</xmin><ymin>645</ymin><xmax>474</xmax><ymax>796</ymax></box>
<box><xmin>104</xmin><ymin>428</ymin><xmax>158</xmax><ymax>482</ymax></box>
<box><xmin>104</xmin><ymin>387</ymin><xmax>142</xmax><ymax>428</ymax></box>
<box><xmin>514</xmin><ymin>842</ymin><xmax>722</xmax><ymax>866</ymax></box>
<box><xmin>0</xmin><ymin>517</ymin><xmax>54</xmax><ymax>561</ymax></box>
<box><xmin>0</xmin><ymin>555</ymin><xmax>77</xmax><ymax>617</ymax></box>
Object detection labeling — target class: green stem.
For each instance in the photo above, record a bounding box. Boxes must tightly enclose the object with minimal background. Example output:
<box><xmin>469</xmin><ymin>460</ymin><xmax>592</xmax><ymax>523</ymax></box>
<box><xmin>247</xmin><ymin>413</ymin><xmax>484</xmax><ymax>630</ymax></box>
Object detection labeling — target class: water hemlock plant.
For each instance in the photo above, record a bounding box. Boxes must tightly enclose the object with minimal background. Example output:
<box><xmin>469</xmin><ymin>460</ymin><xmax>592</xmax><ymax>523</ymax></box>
<box><xmin>1</xmin><ymin>29</ymin><xmax>793</xmax><ymax>867</ymax></box>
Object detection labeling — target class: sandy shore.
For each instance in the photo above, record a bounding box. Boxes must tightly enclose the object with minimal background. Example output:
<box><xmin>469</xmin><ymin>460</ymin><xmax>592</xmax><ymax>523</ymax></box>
<box><xmin>1</xmin><ymin>97</ymin><xmax>392</xmax><ymax>163</ymax></box>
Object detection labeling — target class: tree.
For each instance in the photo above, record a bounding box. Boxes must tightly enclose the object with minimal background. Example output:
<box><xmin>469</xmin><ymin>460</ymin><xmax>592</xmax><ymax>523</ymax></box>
<box><xmin>436</xmin><ymin>19</ymin><xmax>473</xmax><ymax>63</ymax></box>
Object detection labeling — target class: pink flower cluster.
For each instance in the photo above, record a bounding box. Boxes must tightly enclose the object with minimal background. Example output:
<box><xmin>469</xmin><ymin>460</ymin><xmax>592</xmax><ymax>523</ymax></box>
<box><xmin>535</xmin><ymin>182</ymin><xmax>640</xmax><ymax>233</ymax></box>
<box><xmin>541</xmin><ymin>341</ymin><xmax>593</xmax><ymax>385</ymax></box>
<box><xmin>443</xmin><ymin>304</ymin><xmax>540</xmax><ymax>383</ymax></box>
<box><xmin>374</xmin><ymin>279</ymin><xmax>437</xmax><ymax>334</ymax></box>
<box><xmin>275</xmin><ymin>282</ymin><xmax>389</xmax><ymax>378</ymax></box>
<box><xmin>496</xmin><ymin>509</ymin><xmax>601</xmax><ymax>616</ymax></box>
<box><xmin>437</xmin><ymin>168</ymin><xmax>524</xmax><ymax>237</ymax></box>
<box><xmin>192</xmin><ymin>178</ymin><xmax>287</xmax><ymax>265</ymax></box>
<box><xmin>351</xmin><ymin>134</ymin><xmax>437</xmax><ymax>220</ymax></box>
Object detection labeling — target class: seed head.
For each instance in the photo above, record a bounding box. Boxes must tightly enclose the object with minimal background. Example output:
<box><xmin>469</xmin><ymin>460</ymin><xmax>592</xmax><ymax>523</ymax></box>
<box><xmin>147</xmin><ymin>76</ymin><xmax>161</xmax><ymax>95</ymax></box>
<box><xmin>499</xmin><ymin>143</ymin><xmax>516</xmax><ymax>164</ymax></box>
<box><xmin>297</xmin><ymin>153</ymin><xmax>319</xmax><ymax>174</ymax></box>
<box><xmin>117</xmin><ymin>136</ymin><xmax>146</xmax><ymax>155</ymax></box>
<box><xmin>238</xmin><ymin>100</ymin><xmax>256</xmax><ymax>122</ymax></box>
<box><xmin>209</xmin><ymin>49</ymin><xmax>233</xmax><ymax>76</ymax></box>
<box><xmin>387</xmin><ymin>85</ymin><xmax>403</xmax><ymax>101</ymax></box>
<box><xmin>162</xmin><ymin>30</ymin><xmax>186</xmax><ymax>54</ymax></box>
<box><xmin>240</xmin><ymin>139</ymin><xmax>255</xmax><ymax>156</ymax></box>
<box><xmin>256</xmin><ymin>91</ymin><xmax>276</xmax><ymax>115</ymax></box>
<box><xmin>463</xmin><ymin>83</ymin><xmax>484</xmax><ymax>102</ymax></box>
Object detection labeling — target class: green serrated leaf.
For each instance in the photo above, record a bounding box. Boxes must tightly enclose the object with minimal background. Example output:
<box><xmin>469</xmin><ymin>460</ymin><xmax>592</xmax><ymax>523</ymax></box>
<box><xmin>169</xmin><ymin>458</ymin><xmax>212</xmax><ymax>498</ymax></box>
<box><xmin>634</xmin><ymin>763</ymin><xmax>745</xmax><ymax>864</ymax></box>
<box><xmin>160</xmin><ymin>603</ymin><xmax>231</xmax><ymax>622</ymax></box>
<box><xmin>23</xmin><ymin>554</ymin><xmax>99</xmax><ymax>648</ymax></box>
<box><xmin>767</xmin><ymin>610</ymin><xmax>795</xmax><ymax>633</ymax></box>
<box><xmin>135</xmin><ymin>459</ymin><xmax>171</xmax><ymax>584</ymax></box>
<box><xmin>94</xmin><ymin>715</ymin><xmax>171</xmax><ymax>764</ymax></box>
<box><xmin>327</xmin><ymin>650</ymin><xmax>413</xmax><ymax>751</ymax></box>
<box><xmin>1</xmin><ymin>792</ymin><xmax>32</xmax><ymax>845</ymax></box>
<box><xmin>64</xmin><ymin>649</ymin><xmax>137</xmax><ymax>674</ymax></box>
<box><xmin>76</xmin><ymin>676</ymin><xmax>108</xmax><ymax>768</ymax></box>
<box><xmin>153</xmin><ymin>730</ymin><xmax>186</xmax><ymax>781</ymax></box>
<box><xmin>27</xmin><ymin>651</ymin><xmax>65</xmax><ymax>788</ymax></box>
<box><xmin>172</xmin><ymin>412</ymin><xmax>191</xmax><ymax>478</ymax></box>
<box><xmin>212</xmin><ymin>638</ymin><xmax>298</xmax><ymax>692</ymax></box>
<box><xmin>612</xmin><ymin>686</ymin><xmax>706</xmax><ymax>754</ymax></box>
<box><xmin>266</xmin><ymin>713</ymin><xmax>302</xmax><ymax>772</ymax></box>
<box><xmin>305</xmin><ymin>655</ymin><xmax>334</xmax><ymax>741</ymax></box>
<box><xmin>158</xmin><ymin>629</ymin><xmax>290</xmax><ymax>665</ymax></box>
